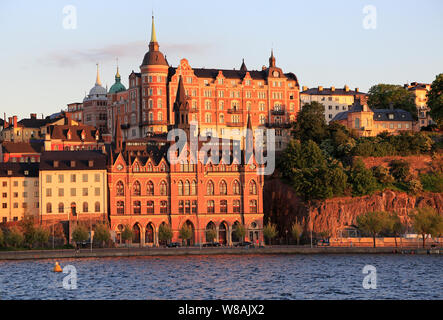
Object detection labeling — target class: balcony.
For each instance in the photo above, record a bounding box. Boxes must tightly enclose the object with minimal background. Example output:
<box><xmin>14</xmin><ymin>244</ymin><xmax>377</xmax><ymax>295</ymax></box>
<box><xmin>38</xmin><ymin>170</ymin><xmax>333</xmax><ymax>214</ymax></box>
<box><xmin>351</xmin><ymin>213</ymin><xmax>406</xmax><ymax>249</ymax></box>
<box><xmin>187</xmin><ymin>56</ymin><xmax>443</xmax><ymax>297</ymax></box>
<box><xmin>226</xmin><ymin>121</ymin><xmax>244</xmax><ymax>127</ymax></box>
<box><xmin>271</xmin><ymin>107</ymin><xmax>286</xmax><ymax>115</ymax></box>
<box><xmin>227</xmin><ymin>108</ymin><xmax>243</xmax><ymax>114</ymax></box>
<box><xmin>139</xmin><ymin>120</ymin><xmax>168</xmax><ymax>127</ymax></box>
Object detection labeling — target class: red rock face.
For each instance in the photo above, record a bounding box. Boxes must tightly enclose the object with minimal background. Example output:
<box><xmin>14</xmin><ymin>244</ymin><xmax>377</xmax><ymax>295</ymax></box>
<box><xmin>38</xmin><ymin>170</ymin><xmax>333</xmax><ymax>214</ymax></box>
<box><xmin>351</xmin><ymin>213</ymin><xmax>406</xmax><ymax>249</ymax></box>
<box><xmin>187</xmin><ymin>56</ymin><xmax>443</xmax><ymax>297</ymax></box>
<box><xmin>264</xmin><ymin>178</ymin><xmax>443</xmax><ymax>238</ymax></box>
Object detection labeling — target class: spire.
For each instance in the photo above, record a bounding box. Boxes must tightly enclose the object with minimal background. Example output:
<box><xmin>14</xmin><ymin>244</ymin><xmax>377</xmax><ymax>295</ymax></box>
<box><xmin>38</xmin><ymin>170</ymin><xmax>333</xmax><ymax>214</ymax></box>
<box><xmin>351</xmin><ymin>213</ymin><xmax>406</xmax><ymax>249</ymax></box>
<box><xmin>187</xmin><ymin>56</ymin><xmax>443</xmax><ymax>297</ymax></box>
<box><xmin>240</xmin><ymin>58</ymin><xmax>247</xmax><ymax>72</ymax></box>
<box><xmin>244</xmin><ymin>113</ymin><xmax>254</xmax><ymax>165</ymax></box>
<box><xmin>115</xmin><ymin>58</ymin><xmax>120</xmax><ymax>79</ymax></box>
<box><xmin>95</xmin><ymin>63</ymin><xmax>102</xmax><ymax>86</ymax></box>
<box><xmin>175</xmin><ymin>75</ymin><xmax>186</xmax><ymax>104</ymax></box>
<box><xmin>150</xmin><ymin>14</ymin><xmax>157</xmax><ymax>43</ymax></box>
<box><xmin>269</xmin><ymin>49</ymin><xmax>276</xmax><ymax>68</ymax></box>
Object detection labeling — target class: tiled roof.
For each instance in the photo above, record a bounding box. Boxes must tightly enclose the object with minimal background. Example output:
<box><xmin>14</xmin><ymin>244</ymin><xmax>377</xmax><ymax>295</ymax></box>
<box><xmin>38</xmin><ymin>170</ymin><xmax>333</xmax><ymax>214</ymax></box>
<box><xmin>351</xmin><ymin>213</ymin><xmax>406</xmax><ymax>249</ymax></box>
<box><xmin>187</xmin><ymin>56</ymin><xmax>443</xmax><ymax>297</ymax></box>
<box><xmin>39</xmin><ymin>151</ymin><xmax>107</xmax><ymax>170</ymax></box>
<box><xmin>1</xmin><ymin>142</ymin><xmax>43</xmax><ymax>154</ymax></box>
<box><xmin>0</xmin><ymin>163</ymin><xmax>39</xmax><ymax>177</ymax></box>
<box><xmin>17</xmin><ymin>118</ymin><xmax>52</xmax><ymax>128</ymax></box>
<box><xmin>47</xmin><ymin>124</ymin><xmax>100</xmax><ymax>142</ymax></box>
<box><xmin>331</xmin><ymin>107</ymin><xmax>414</xmax><ymax>122</ymax></box>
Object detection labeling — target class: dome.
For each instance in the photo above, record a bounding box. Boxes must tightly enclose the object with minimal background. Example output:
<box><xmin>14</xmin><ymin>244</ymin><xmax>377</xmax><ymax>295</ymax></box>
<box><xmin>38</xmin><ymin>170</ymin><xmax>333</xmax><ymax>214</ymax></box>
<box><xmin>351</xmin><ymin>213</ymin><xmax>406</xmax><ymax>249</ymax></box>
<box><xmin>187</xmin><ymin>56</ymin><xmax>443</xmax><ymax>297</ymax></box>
<box><xmin>141</xmin><ymin>51</ymin><xmax>168</xmax><ymax>66</ymax></box>
<box><xmin>109</xmin><ymin>79</ymin><xmax>126</xmax><ymax>94</ymax></box>
<box><xmin>89</xmin><ymin>84</ymin><xmax>107</xmax><ymax>96</ymax></box>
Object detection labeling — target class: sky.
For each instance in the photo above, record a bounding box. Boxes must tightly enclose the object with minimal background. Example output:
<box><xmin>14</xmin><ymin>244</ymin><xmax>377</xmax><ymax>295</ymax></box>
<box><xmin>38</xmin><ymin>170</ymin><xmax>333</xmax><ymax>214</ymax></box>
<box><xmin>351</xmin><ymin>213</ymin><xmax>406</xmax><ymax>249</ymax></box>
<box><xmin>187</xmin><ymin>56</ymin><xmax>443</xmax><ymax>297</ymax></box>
<box><xmin>1</xmin><ymin>0</ymin><xmax>442</xmax><ymax>119</ymax></box>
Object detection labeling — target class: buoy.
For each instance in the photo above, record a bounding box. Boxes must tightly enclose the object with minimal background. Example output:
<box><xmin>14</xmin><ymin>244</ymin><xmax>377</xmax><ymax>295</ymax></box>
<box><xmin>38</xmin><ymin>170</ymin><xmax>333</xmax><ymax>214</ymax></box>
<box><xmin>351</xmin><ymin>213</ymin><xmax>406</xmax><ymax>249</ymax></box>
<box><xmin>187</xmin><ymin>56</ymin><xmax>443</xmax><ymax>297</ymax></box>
<box><xmin>53</xmin><ymin>262</ymin><xmax>62</xmax><ymax>272</ymax></box>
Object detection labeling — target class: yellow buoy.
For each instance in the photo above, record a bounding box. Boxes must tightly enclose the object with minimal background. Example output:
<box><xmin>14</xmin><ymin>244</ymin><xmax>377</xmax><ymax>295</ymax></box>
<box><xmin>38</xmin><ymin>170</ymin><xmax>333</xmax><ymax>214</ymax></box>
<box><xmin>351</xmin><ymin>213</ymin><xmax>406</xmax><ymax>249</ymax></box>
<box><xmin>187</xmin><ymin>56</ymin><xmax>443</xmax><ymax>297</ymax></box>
<box><xmin>53</xmin><ymin>262</ymin><xmax>62</xmax><ymax>272</ymax></box>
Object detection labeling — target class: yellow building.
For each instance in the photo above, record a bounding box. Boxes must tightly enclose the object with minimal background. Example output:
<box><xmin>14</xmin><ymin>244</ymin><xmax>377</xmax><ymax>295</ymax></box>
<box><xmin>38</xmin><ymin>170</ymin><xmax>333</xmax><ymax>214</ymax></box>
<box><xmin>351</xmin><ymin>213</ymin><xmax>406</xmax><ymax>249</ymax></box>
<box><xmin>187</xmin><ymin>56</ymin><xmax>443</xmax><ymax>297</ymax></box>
<box><xmin>39</xmin><ymin>151</ymin><xmax>108</xmax><ymax>224</ymax></box>
<box><xmin>0</xmin><ymin>163</ymin><xmax>39</xmax><ymax>223</ymax></box>
<box><xmin>332</xmin><ymin>104</ymin><xmax>414</xmax><ymax>137</ymax></box>
<box><xmin>404</xmin><ymin>82</ymin><xmax>434</xmax><ymax>128</ymax></box>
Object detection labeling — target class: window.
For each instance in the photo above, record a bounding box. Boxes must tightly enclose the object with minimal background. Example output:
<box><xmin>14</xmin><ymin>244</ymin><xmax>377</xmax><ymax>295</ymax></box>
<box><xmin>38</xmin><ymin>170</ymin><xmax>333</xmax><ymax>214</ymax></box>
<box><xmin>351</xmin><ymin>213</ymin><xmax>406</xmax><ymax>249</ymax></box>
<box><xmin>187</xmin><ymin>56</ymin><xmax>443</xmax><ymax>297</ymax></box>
<box><xmin>95</xmin><ymin>202</ymin><xmax>100</xmax><ymax>212</ymax></box>
<box><xmin>207</xmin><ymin>181</ymin><xmax>214</xmax><ymax>195</ymax></box>
<box><xmin>220</xmin><ymin>180</ymin><xmax>227</xmax><ymax>195</ymax></box>
<box><xmin>95</xmin><ymin>188</ymin><xmax>100</xmax><ymax>196</ymax></box>
<box><xmin>220</xmin><ymin>200</ymin><xmax>227</xmax><ymax>213</ymax></box>
<box><xmin>117</xmin><ymin>201</ymin><xmax>125</xmax><ymax>214</ymax></box>
<box><xmin>192</xmin><ymin>200</ymin><xmax>197</xmax><ymax>214</ymax></box>
<box><xmin>191</xmin><ymin>180</ymin><xmax>197</xmax><ymax>195</ymax></box>
<box><xmin>160</xmin><ymin>201</ymin><xmax>168</xmax><ymax>214</ymax></box>
<box><xmin>70</xmin><ymin>188</ymin><xmax>76</xmax><ymax>196</ymax></box>
<box><xmin>147</xmin><ymin>181</ymin><xmax>154</xmax><ymax>195</ymax></box>
<box><xmin>178</xmin><ymin>180</ymin><xmax>183</xmax><ymax>195</ymax></box>
<box><xmin>250</xmin><ymin>200</ymin><xmax>257</xmax><ymax>213</ymax></box>
<box><xmin>95</xmin><ymin>174</ymin><xmax>100</xmax><ymax>182</ymax></box>
<box><xmin>184</xmin><ymin>180</ymin><xmax>190</xmax><ymax>196</ymax></box>
<box><xmin>233</xmin><ymin>180</ymin><xmax>241</xmax><ymax>195</ymax></box>
<box><xmin>160</xmin><ymin>181</ymin><xmax>168</xmax><ymax>196</ymax></box>
<box><xmin>82</xmin><ymin>174</ymin><xmax>88</xmax><ymax>182</ymax></box>
<box><xmin>71</xmin><ymin>174</ymin><xmax>76</xmax><ymax>183</ymax></box>
<box><xmin>83</xmin><ymin>202</ymin><xmax>88</xmax><ymax>212</ymax></box>
<box><xmin>46</xmin><ymin>202</ymin><xmax>52</xmax><ymax>213</ymax></box>
<box><xmin>46</xmin><ymin>175</ymin><xmax>52</xmax><ymax>183</ymax></box>
<box><xmin>179</xmin><ymin>200</ymin><xmax>184</xmax><ymax>213</ymax></box>
<box><xmin>83</xmin><ymin>188</ymin><xmax>88</xmax><ymax>196</ymax></box>
<box><xmin>46</xmin><ymin>188</ymin><xmax>52</xmax><ymax>197</ymax></box>
<box><xmin>58</xmin><ymin>175</ymin><xmax>64</xmax><ymax>183</ymax></box>
<box><xmin>207</xmin><ymin>200</ymin><xmax>215</xmax><ymax>213</ymax></box>
<box><xmin>58</xmin><ymin>188</ymin><xmax>64</xmax><ymax>197</ymax></box>
<box><xmin>233</xmin><ymin>200</ymin><xmax>240</xmax><ymax>213</ymax></box>
<box><xmin>249</xmin><ymin>180</ymin><xmax>257</xmax><ymax>195</ymax></box>
<box><xmin>185</xmin><ymin>200</ymin><xmax>191</xmax><ymax>214</ymax></box>
<box><xmin>147</xmin><ymin>201</ymin><xmax>154</xmax><ymax>214</ymax></box>
<box><xmin>133</xmin><ymin>181</ymin><xmax>141</xmax><ymax>196</ymax></box>
<box><xmin>58</xmin><ymin>203</ymin><xmax>64</xmax><ymax>213</ymax></box>
<box><xmin>116</xmin><ymin>181</ymin><xmax>124</xmax><ymax>196</ymax></box>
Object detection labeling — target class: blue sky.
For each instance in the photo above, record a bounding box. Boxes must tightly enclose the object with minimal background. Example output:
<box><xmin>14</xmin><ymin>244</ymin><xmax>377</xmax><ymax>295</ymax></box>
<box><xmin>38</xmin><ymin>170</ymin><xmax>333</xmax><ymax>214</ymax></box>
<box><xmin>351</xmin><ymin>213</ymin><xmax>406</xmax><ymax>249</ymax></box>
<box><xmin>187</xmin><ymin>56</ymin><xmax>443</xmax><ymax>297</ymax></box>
<box><xmin>1</xmin><ymin>0</ymin><xmax>442</xmax><ymax>119</ymax></box>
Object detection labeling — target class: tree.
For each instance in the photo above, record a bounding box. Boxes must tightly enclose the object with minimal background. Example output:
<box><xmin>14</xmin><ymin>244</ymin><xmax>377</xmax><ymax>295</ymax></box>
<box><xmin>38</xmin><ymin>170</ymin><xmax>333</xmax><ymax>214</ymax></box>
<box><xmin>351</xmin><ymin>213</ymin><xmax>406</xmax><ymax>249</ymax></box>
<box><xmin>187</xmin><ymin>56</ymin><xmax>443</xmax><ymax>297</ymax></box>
<box><xmin>205</xmin><ymin>228</ymin><xmax>217</xmax><ymax>243</ymax></box>
<box><xmin>121</xmin><ymin>225</ymin><xmax>133</xmax><ymax>246</ymax></box>
<box><xmin>386</xmin><ymin>212</ymin><xmax>406</xmax><ymax>247</ymax></box>
<box><xmin>291</xmin><ymin>222</ymin><xmax>303</xmax><ymax>245</ymax></box>
<box><xmin>263</xmin><ymin>223</ymin><xmax>278</xmax><ymax>245</ymax></box>
<box><xmin>356</xmin><ymin>211</ymin><xmax>389</xmax><ymax>248</ymax></box>
<box><xmin>0</xmin><ymin>228</ymin><xmax>4</xmax><ymax>247</ymax></box>
<box><xmin>33</xmin><ymin>226</ymin><xmax>50</xmax><ymax>248</ymax></box>
<box><xmin>367</xmin><ymin>84</ymin><xmax>417</xmax><ymax>119</ymax></box>
<box><xmin>373</xmin><ymin>165</ymin><xmax>395</xmax><ymax>186</ymax></box>
<box><xmin>71</xmin><ymin>224</ymin><xmax>89</xmax><ymax>246</ymax></box>
<box><xmin>94</xmin><ymin>223</ymin><xmax>111</xmax><ymax>248</ymax></box>
<box><xmin>158</xmin><ymin>224</ymin><xmax>173</xmax><ymax>245</ymax></box>
<box><xmin>179</xmin><ymin>224</ymin><xmax>193</xmax><ymax>246</ymax></box>
<box><xmin>350</xmin><ymin>159</ymin><xmax>378</xmax><ymax>196</ymax></box>
<box><xmin>410</xmin><ymin>207</ymin><xmax>443</xmax><ymax>248</ymax></box>
<box><xmin>233</xmin><ymin>224</ymin><xmax>246</xmax><ymax>243</ymax></box>
<box><xmin>427</xmin><ymin>73</ymin><xmax>443</xmax><ymax>125</ymax></box>
<box><xmin>294</xmin><ymin>102</ymin><xmax>327</xmax><ymax>143</ymax></box>
<box><xmin>6</xmin><ymin>227</ymin><xmax>24</xmax><ymax>248</ymax></box>
<box><xmin>21</xmin><ymin>217</ymin><xmax>37</xmax><ymax>248</ymax></box>
<box><xmin>389</xmin><ymin>160</ymin><xmax>411</xmax><ymax>183</ymax></box>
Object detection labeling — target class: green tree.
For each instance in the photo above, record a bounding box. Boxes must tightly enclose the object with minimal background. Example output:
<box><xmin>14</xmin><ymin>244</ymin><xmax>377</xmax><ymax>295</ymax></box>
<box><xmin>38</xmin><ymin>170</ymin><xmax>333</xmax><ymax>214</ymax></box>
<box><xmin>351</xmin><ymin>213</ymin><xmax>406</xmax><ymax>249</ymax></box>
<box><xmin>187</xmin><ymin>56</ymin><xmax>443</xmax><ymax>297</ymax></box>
<box><xmin>294</xmin><ymin>102</ymin><xmax>327</xmax><ymax>143</ymax></box>
<box><xmin>205</xmin><ymin>228</ymin><xmax>217</xmax><ymax>243</ymax></box>
<box><xmin>350</xmin><ymin>159</ymin><xmax>378</xmax><ymax>196</ymax></box>
<box><xmin>71</xmin><ymin>224</ymin><xmax>89</xmax><ymax>246</ymax></box>
<box><xmin>34</xmin><ymin>226</ymin><xmax>50</xmax><ymax>248</ymax></box>
<box><xmin>427</xmin><ymin>73</ymin><xmax>443</xmax><ymax>125</ymax></box>
<box><xmin>410</xmin><ymin>207</ymin><xmax>443</xmax><ymax>248</ymax></box>
<box><xmin>158</xmin><ymin>223</ymin><xmax>173</xmax><ymax>245</ymax></box>
<box><xmin>121</xmin><ymin>225</ymin><xmax>133</xmax><ymax>246</ymax></box>
<box><xmin>94</xmin><ymin>223</ymin><xmax>111</xmax><ymax>248</ymax></box>
<box><xmin>367</xmin><ymin>84</ymin><xmax>417</xmax><ymax>119</ymax></box>
<box><xmin>386</xmin><ymin>212</ymin><xmax>406</xmax><ymax>247</ymax></box>
<box><xmin>263</xmin><ymin>223</ymin><xmax>278</xmax><ymax>245</ymax></box>
<box><xmin>373</xmin><ymin>165</ymin><xmax>395</xmax><ymax>186</ymax></box>
<box><xmin>291</xmin><ymin>222</ymin><xmax>303</xmax><ymax>245</ymax></box>
<box><xmin>356</xmin><ymin>211</ymin><xmax>390</xmax><ymax>248</ymax></box>
<box><xmin>389</xmin><ymin>160</ymin><xmax>411</xmax><ymax>183</ymax></box>
<box><xmin>179</xmin><ymin>224</ymin><xmax>193</xmax><ymax>246</ymax></box>
<box><xmin>21</xmin><ymin>217</ymin><xmax>37</xmax><ymax>248</ymax></box>
<box><xmin>0</xmin><ymin>228</ymin><xmax>4</xmax><ymax>247</ymax></box>
<box><xmin>233</xmin><ymin>224</ymin><xmax>246</xmax><ymax>243</ymax></box>
<box><xmin>6</xmin><ymin>227</ymin><xmax>24</xmax><ymax>248</ymax></box>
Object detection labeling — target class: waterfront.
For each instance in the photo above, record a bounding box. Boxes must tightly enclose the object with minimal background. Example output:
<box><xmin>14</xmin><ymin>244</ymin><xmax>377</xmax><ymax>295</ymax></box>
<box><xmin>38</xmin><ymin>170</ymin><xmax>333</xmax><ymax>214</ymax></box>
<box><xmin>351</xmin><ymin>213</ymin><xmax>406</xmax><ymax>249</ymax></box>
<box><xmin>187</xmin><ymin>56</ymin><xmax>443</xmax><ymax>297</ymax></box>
<box><xmin>0</xmin><ymin>254</ymin><xmax>441</xmax><ymax>300</ymax></box>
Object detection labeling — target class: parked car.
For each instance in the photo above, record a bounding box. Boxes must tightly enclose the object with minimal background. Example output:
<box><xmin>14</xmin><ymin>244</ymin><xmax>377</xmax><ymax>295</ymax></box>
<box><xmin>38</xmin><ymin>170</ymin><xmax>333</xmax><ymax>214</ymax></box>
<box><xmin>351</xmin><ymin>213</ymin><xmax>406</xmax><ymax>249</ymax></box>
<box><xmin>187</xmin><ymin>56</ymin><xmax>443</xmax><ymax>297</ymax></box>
<box><xmin>234</xmin><ymin>241</ymin><xmax>253</xmax><ymax>247</ymax></box>
<box><xmin>317</xmin><ymin>239</ymin><xmax>330</xmax><ymax>247</ymax></box>
<box><xmin>202</xmin><ymin>242</ymin><xmax>221</xmax><ymax>247</ymax></box>
<box><xmin>167</xmin><ymin>242</ymin><xmax>181</xmax><ymax>248</ymax></box>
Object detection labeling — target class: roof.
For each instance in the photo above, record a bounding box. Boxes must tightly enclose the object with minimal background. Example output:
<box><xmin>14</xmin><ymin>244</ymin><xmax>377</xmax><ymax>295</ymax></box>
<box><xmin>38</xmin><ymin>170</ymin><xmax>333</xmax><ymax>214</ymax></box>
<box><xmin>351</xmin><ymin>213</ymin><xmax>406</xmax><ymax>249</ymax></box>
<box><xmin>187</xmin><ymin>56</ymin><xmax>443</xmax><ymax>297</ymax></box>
<box><xmin>0</xmin><ymin>163</ymin><xmax>39</xmax><ymax>177</ymax></box>
<box><xmin>39</xmin><ymin>151</ymin><xmax>107</xmax><ymax>171</ymax></box>
<box><xmin>331</xmin><ymin>107</ymin><xmax>414</xmax><ymax>122</ymax></box>
<box><xmin>301</xmin><ymin>87</ymin><xmax>366</xmax><ymax>96</ymax></box>
<box><xmin>1</xmin><ymin>141</ymin><xmax>43</xmax><ymax>154</ymax></box>
<box><xmin>47</xmin><ymin>124</ymin><xmax>101</xmax><ymax>142</ymax></box>
<box><xmin>141</xmin><ymin>50</ymin><xmax>168</xmax><ymax>66</ymax></box>
<box><xmin>168</xmin><ymin>67</ymin><xmax>299</xmax><ymax>85</ymax></box>
<box><xmin>17</xmin><ymin>118</ymin><xmax>52</xmax><ymax>128</ymax></box>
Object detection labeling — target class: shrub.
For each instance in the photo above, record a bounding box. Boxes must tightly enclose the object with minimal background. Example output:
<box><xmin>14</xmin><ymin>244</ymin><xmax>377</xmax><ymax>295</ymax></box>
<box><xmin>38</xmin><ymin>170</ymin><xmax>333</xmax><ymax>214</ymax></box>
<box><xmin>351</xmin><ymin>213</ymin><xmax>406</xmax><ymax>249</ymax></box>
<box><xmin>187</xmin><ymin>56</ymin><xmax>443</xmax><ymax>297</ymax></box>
<box><xmin>356</xmin><ymin>211</ymin><xmax>390</xmax><ymax>248</ymax></box>
<box><xmin>121</xmin><ymin>225</ymin><xmax>133</xmax><ymax>244</ymax></box>
<box><xmin>6</xmin><ymin>227</ymin><xmax>24</xmax><ymax>248</ymax></box>
<box><xmin>420</xmin><ymin>172</ymin><xmax>443</xmax><ymax>193</ymax></box>
<box><xmin>263</xmin><ymin>223</ymin><xmax>278</xmax><ymax>245</ymax></box>
<box><xmin>291</xmin><ymin>222</ymin><xmax>303</xmax><ymax>245</ymax></box>
<box><xmin>233</xmin><ymin>224</ymin><xmax>246</xmax><ymax>243</ymax></box>
<box><xmin>389</xmin><ymin>160</ymin><xmax>411</xmax><ymax>183</ymax></box>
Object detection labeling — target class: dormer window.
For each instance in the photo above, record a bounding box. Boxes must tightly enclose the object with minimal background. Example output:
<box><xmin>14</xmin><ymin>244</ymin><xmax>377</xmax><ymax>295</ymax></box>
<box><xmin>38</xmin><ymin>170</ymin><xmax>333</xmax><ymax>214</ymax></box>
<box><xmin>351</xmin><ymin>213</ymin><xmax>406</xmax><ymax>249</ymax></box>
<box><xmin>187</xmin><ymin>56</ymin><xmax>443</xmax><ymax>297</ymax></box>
<box><xmin>81</xmin><ymin>130</ymin><xmax>86</xmax><ymax>141</ymax></box>
<box><xmin>88</xmin><ymin>160</ymin><xmax>94</xmax><ymax>167</ymax></box>
<box><xmin>24</xmin><ymin>170</ymin><xmax>29</xmax><ymax>176</ymax></box>
<box><xmin>7</xmin><ymin>170</ymin><xmax>12</xmax><ymax>176</ymax></box>
<box><xmin>388</xmin><ymin>114</ymin><xmax>394</xmax><ymax>120</ymax></box>
<box><xmin>54</xmin><ymin>160</ymin><xmax>59</xmax><ymax>168</ymax></box>
<box><xmin>71</xmin><ymin>161</ymin><xmax>76</xmax><ymax>167</ymax></box>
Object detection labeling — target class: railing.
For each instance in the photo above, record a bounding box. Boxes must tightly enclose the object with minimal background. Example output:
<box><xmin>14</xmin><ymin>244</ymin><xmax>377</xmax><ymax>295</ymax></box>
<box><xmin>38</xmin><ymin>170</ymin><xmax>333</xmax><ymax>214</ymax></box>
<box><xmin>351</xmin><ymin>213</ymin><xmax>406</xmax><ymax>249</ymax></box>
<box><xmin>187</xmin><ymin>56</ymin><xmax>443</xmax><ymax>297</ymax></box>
<box><xmin>139</xmin><ymin>120</ymin><xmax>168</xmax><ymax>126</ymax></box>
<box><xmin>265</xmin><ymin>122</ymin><xmax>292</xmax><ymax>128</ymax></box>
<box><xmin>227</xmin><ymin>108</ymin><xmax>243</xmax><ymax>114</ymax></box>
<box><xmin>226</xmin><ymin>122</ymin><xmax>244</xmax><ymax>127</ymax></box>
<box><xmin>271</xmin><ymin>109</ymin><xmax>286</xmax><ymax>115</ymax></box>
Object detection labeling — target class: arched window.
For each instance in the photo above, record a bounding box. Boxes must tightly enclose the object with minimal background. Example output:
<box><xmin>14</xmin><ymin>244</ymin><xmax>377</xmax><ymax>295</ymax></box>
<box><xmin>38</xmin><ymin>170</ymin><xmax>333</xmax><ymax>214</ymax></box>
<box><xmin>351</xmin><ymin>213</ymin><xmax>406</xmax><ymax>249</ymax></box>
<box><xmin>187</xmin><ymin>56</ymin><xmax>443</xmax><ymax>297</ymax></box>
<box><xmin>160</xmin><ymin>181</ymin><xmax>168</xmax><ymax>196</ymax></box>
<box><xmin>133</xmin><ymin>181</ymin><xmax>141</xmax><ymax>196</ymax></box>
<box><xmin>178</xmin><ymin>180</ymin><xmax>184</xmax><ymax>196</ymax></box>
<box><xmin>249</xmin><ymin>180</ymin><xmax>257</xmax><ymax>195</ymax></box>
<box><xmin>145</xmin><ymin>223</ymin><xmax>154</xmax><ymax>244</ymax></box>
<box><xmin>95</xmin><ymin>201</ymin><xmax>100</xmax><ymax>212</ymax></box>
<box><xmin>147</xmin><ymin>181</ymin><xmax>154</xmax><ymax>195</ymax></box>
<box><xmin>160</xmin><ymin>163</ymin><xmax>166</xmax><ymax>172</ymax></box>
<box><xmin>47</xmin><ymin>202</ymin><xmax>52</xmax><ymax>213</ymax></box>
<box><xmin>71</xmin><ymin>202</ymin><xmax>76</xmax><ymax>215</ymax></box>
<box><xmin>233</xmin><ymin>180</ymin><xmax>241</xmax><ymax>195</ymax></box>
<box><xmin>147</xmin><ymin>163</ymin><xmax>153</xmax><ymax>172</ymax></box>
<box><xmin>184</xmin><ymin>180</ymin><xmax>190</xmax><ymax>196</ymax></box>
<box><xmin>191</xmin><ymin>180</ymin><xmax>197</xmax><ymax>195</ymax></box>
<box><xmin>117</xmin><ymin>201</ymin><xmax>124</xmax><ymax>214</ymax></box>
<box><xmin>207</xmin><ymin>180</ymin><xmax>214</xmax><ymax>195</ymax></box>
<box><xmin>219</xmin><ymin>180</ymin><xmax>227</xmax><ymax>195</ymax></box>
<box><xmin>58</xmin><ymin>202</ymin><xmax>64</xmax><ymax>213</ymax></box>
<box><xmin>116</xmin><ymin>181</ymin><xmax>124</xmax><ymax>196</ymax></box>
<box><xmin>83</xmin><ymin>202</ymin><xmax>88</xmax><ymax>212</ymax></box>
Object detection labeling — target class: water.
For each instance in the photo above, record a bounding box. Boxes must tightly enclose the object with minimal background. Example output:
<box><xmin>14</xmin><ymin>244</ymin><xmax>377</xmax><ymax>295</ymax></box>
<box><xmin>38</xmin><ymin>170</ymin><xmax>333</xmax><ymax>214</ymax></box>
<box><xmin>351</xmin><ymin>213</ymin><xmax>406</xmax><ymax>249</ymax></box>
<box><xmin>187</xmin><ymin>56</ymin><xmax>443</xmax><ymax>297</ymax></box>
<box><xmin>0</xmin><ymin>254</ymin><xmax>441</xmax><ymax>300</ymax></box>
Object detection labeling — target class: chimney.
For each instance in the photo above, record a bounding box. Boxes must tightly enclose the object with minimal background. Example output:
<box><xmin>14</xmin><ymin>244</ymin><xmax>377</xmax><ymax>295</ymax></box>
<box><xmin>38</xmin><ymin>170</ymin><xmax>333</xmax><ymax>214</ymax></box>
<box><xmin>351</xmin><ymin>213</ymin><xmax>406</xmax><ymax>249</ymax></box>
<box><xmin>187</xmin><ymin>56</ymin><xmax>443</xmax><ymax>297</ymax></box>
<box><xmin>262</xmin><ymin>65</ymin><xmax>267</xmax><ymax>71</ymax></box>
<box><xmin>302</xmin><ymin>86</ymin><xmax>308</xmax><ymax>91</ymax></box>
<box><xmin>355</xmin><ymin>88</ymin><xmax>359</xmax><ymax>92</ymax></box>
<box><xmin>344</xmin><ymin>85</ymin><xmax>349</xmax><ymax>92</ymax></box>
<box><xmin>318</xmin><ymin>86</ymin><xmax>323</xmax><ymax>91</ymax></box>
<box><xmin>331</xmin><ymin>86</ymin><xmax>335</xmax><ymax>92</ymax></box>
<box><xmin>13</xmin><ymin>116</ymin><xmax>17</xmax><ymax>128</ymax></box>
<box><xmin>30</xmin><ymin>113</ymin><xmax>37</xmax><ymax>119</ymax></box>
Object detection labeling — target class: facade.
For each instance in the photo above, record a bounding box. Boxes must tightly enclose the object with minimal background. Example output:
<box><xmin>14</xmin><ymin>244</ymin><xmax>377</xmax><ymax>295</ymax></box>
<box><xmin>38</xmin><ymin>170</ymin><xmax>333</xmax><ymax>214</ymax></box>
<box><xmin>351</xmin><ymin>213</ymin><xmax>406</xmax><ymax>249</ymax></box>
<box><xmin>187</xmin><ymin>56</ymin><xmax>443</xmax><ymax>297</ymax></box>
<box><xmin>1</xmin><ymin>141</ymin><xmax>42</xmax><ymax>163</ymax></box>
<box><xmin>66</xmin><ymin>102</ymin><xmax>83</xmax><ymax>123</ymax></box>
<box><xmin>39</xmin><ymin>151</ymin><xmax>108</xmax><ymax>224</ymax></box>
<box><xmin>106</xmin><ymin>16</ymin><xmax>300</xmax><ymax>151</ymax></box>
<box><xmin>1</xmin><ymin>114</ymin><xmax>54</xmax><ymax>142</ymax></box>
<box><xmin>404</xmin><ymin>82</ymin><xmax>434</xmax><ymax>128</ymax></box>
<box><xmin>83</xmin><ymin>64</ymin><xmax>108</xmax><ymax>133</ymax></box>
<box><xmin>332</xmin><ymin>104</ymin><xmax>414</xmax><ymax>137</ymax></box>
<box><xmin>0</xmin><ymin>163</ymin><xmax>39</xmax><ymax>223</ymax></box>
<box><xmin>300</xmin><ymin>85</ymin><xmax>367</xmax><ymax>123</ymax></box>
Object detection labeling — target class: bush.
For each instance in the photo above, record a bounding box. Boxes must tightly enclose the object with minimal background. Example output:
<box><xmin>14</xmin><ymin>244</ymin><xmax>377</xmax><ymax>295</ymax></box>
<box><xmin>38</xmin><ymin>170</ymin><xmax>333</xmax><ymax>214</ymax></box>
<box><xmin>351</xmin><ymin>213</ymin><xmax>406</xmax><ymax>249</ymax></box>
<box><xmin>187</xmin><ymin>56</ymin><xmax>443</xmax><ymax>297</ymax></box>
<box><xmin>420</xmin><ymin>172</ymin><xmax>443</xmax><ymax>193</ymax></box>
<box><xmin>291</xmin><ymin>222</ymin><xmax>303</xmax><ymax>245</ymax></box>
<box><xmin>389</xmin><ymin>160</ymin><xmax>411</xmax><ymax>183</ymax></box>
<box><xmin>406</xmin><ymin>178</ymin><xmax>423</xmax><ymax>194</ymax></box>
<box><xmin>6</xmin><ymin>227</ymin><xmax>24</xmax><ymax>248</ymax></box>
<box><xmin>121</xmin><ymin>225</ymin><xmax>133</xmax><ymax>244</ymax></box>
<box><xmin>263</xmin><ymin>223</ymin><xmax>278</xmax><ymax>245</ymax></box>
<box><xmin>373</xmin><ymin>165</ymin><xmax>395</xmax><ymax>186</ymax></box>
<box><xmin>0</xmin><ymin>228</ymin><xmax>4</xmax><ymax>247</ymax></box>
<box><xmin>233</xmin><ymin>224</ymin><xmax>246</xmax><ymax>243</ymax></box>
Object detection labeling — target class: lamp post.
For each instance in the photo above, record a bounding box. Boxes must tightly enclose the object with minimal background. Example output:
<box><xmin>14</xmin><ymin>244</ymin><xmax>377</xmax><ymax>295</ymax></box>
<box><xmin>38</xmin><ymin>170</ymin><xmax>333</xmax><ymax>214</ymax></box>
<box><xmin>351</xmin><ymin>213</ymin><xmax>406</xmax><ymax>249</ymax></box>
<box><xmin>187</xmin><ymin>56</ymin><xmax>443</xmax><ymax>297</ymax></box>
<box><xmin>310</xmin><ymin>211</ymin><xmax>313</xmax><ymax>248</ymax></box>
